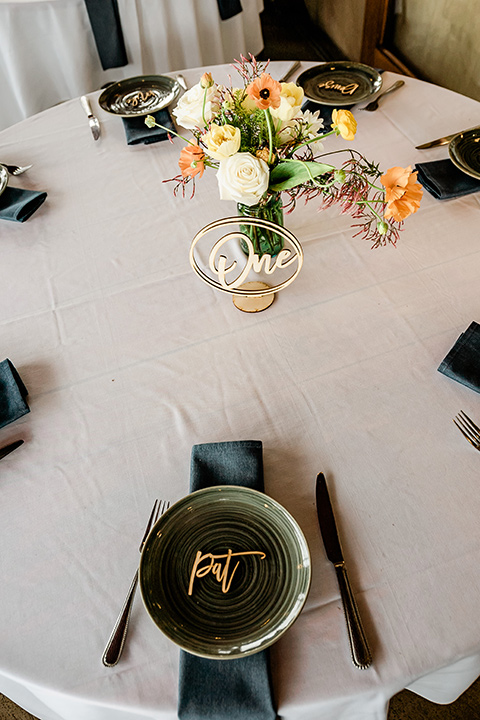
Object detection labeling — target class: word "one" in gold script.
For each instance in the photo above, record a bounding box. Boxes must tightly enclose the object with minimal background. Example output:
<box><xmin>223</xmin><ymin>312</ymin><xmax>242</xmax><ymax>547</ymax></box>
<box><xmin>317</xmin><ymin>80</ymin><xmax>359</xmax><ymax>95</ymax></box>
<box><xmin>188</xmin><ymin>549</ymin><xmax>266</xmax><ymax>595</ymax></box>
<box><xmin>209</xmin><ymin>234</ymin><xmax>298</xmax><ymax>291</ymax></box>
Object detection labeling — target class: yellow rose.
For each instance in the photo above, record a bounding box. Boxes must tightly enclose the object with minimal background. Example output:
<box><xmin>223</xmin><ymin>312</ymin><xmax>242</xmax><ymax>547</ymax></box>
<box><xmin>204</xmin><ymin>123</ymin><xmax>241</xmax><ymax>161</ymax></box>
<box><xmin>270</xmin><ymin>82</ymin><xmax>304</xmax><ymax>122</ymax></box>
<box><xmin>331</xmin><ymin>109</ymin><xmax>357</xmax><ymax>141</ymax></box>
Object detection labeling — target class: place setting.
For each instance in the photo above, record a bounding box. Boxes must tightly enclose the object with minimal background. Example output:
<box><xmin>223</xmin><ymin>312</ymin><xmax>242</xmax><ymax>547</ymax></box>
<box><xmin>101</xmin><ymin>438</ymin><xmax>373</xmax><ymax>719</ymax></box>
<box><xmin>97</xmin><ymin>74</ymin><xmax>182</xmax><ymax>145</ymax></box>
<box><xmin>0</xmin><ymin>162</ymin><xmax>47</xmax><ymax>223</ymax></box>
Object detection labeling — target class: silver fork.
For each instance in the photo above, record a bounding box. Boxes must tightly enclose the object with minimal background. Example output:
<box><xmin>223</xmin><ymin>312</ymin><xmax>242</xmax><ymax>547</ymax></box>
<box><xmin>1</xmin><ymin>163</ymin><xmax>33</xmax><ymax>176</ymax></box>
<box><xmin>453</xmin><ymin>411</ymin><xmax>480</xmax><ymax>450</ymax></box>
<box><xmin>102</xmin><ymin>499</ymin><xmax>170</xmax><ymax>667</ymax></box>
<box><xmin>361</xmin><ymin>80</ymin><xmax>405</xmax><ymax>111</ymax></box>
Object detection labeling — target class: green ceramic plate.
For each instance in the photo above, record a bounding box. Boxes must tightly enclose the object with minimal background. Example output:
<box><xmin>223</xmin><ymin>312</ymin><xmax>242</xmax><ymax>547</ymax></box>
<box><xmin>139</xmin><ymin>486</ymin><xmax>311</xmax><ymax>659</ymax></box>
<box><xmin>98</xmin><ymin>75</ymin><xmax>180</xmax><ymax>117</ymax></box>
<box><xmin>297</xmin><ymin>61</ymin><xmax>382</xmax><ymax>106</ymax></box>
<box><xmin>449</xmin><ymin>129</ymin><xmax>480</xmax><ymax>179</ymax></box>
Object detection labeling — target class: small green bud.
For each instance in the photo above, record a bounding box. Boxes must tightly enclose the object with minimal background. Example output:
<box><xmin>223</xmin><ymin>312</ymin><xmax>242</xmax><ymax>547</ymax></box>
<box><xmin>334</xmin><ymin>169</ymin><xmax>346</xmax><ymax>183</ymax></box>
<box><xmin>145</xmin><ymin>115</ymin><xmax>157</xmax><ymax>128</ymax></box>
<box><xmin>377</xmin><ymin>220</ymin><xmax>389</xmax><ymax>235</ymax></box>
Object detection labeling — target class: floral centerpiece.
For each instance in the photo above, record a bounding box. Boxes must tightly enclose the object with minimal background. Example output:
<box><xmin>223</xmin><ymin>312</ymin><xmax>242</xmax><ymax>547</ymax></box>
<box><xmin>146</xmin><ymin>55</ymin><xmax>422</xmax><ymax>252</ymax></box>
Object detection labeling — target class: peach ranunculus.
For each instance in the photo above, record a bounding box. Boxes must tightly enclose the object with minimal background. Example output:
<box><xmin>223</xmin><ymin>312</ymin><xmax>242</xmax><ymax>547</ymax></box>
<box><xmin>203</xmin><ymin>123</ymin><xmax>241</xmax><ymax>161</ymax></box>
<box><xmin>178</xmin><ymin>143</ymin><xmax>205</xmax><ymax>178</ymax></box>
<box><xmin>331</xmin><ymin>109</ymin><xmax>357</xmax><ymax>140</ymax></box>
<box><xmin>381</xmin><ymin>166</ymin><xmax>423</xmax><ymax>222</ymax></box>
<box><xmin>246</xmin><ymin>73</ymin><xmax>282</xmax><ymax>110</ymax></box>
<box><xmin>270</xmin><ymin>82</ymin><xmax>304</xmax><ymax>122</ymax></box>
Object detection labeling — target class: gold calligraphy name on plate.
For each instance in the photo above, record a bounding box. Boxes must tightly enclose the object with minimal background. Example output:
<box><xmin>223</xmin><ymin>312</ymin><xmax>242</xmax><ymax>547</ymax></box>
<box><xmin>125</xmin><ymin>90</ymin><xmax>155</xmax><ymax>107</ymax></box>
<box><xmin>317</xmin><ymin>80</ymin><xmax>359</xmax><ymax>96</ymax></box>
<box><xmin>189</xmin><ymin>217</ymin><xmax>303</xmax><ymax>312</ymax></box>
<box><xmin>188</xmin><ymin>549</ymin><xmax>266</xmax><ymax>595</ymax></box>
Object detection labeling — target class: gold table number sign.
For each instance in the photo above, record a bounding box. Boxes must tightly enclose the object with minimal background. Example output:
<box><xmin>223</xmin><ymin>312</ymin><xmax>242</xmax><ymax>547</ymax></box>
<box><xmin>189</xmin><ymin>216</ymin><xmax>304</xmax><ymax>313</ymax></box>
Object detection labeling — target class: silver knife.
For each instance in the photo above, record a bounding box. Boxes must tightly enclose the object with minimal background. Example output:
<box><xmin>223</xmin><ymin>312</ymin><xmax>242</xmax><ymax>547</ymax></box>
<box><xmin>279</xmin><ymin>60</ymin><xmax>301</xmax><ymax>83</ymax></box>
<box><xmin>416</xmin><ymin>125</ymin><xmax>480</xmax><ymax>149</ymax></box>
<box><xmin>80</xmin><ymin>96</ymin><xmax>101</xmax><ymax>141</ymax></box>
<box><xmin>316</xmin><ymin>473</ymin><xmax>372</xmax><ymax>669</ymax></box>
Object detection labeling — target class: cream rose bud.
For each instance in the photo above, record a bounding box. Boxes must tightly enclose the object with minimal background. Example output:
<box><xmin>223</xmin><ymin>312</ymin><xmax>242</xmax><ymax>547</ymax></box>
<box><xmin>204</xmin><ymin>124</ymin><xmax>241</xmax><ymax>161</ymax></box>
<box><xmin>270</xmin><ymin>82</ymin><xmax>304</xmax><ymax>122</ymax></box>
<box><xmin>172</xmin><ymin>82</ymin><xmax>221</xmax><ymax>130</ymax></box>
<box><xmin>217</xmin><ymin>152</ymin><xmax>269</xmax><ymax>206</ymax></box>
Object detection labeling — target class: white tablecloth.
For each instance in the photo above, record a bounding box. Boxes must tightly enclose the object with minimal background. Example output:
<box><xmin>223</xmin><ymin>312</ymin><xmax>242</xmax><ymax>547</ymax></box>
<box><xmin>1</xmin><ymin>61</ymin><xmax>480</xmax><ymax>720</ymax></box>
<box><xmin>0</xmin><ymin>0</ymin><xmax>264</xmax><ymax>130</ymax></box>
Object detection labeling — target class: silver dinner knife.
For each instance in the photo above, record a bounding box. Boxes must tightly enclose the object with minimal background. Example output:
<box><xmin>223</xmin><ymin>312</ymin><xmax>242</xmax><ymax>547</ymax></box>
<box><xmin>80</xmin><ymin>96</ymin><xmax>101</xmax><ymax>141</ymax></box>
<box><xmin>278</xmin><ymin>60</ymin><xmax>301</xmax><ymax>83</ymax></box>
<box><xmin>416</xmin><ymin>125</ymin><xmax>480</xmax><ymax>149</ymax></box>
<box><xmin>316</xmin><ymin>473</ymin><xmax>372</xmax><ymax>669</ymax></box>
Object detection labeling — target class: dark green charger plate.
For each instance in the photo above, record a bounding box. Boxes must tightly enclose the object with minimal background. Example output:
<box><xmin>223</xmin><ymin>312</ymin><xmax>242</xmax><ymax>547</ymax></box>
<box><xmin>139</xmin><ymin>486</ymin><xmax>311</xmax><ymax>659</ymax></box>
<box><xmin>297</xmin><ymin>61</ymin><xmax>382</xmax><ymax>106</ymax></box>
<box><xmin>98</xmin><ymin>75</ymin><xmax>181</xmax><ymax>117</ymax></box>
<box><xmin>449</xmin><ymin>129</ymin><xmax>480</xmax><ymax>179</ymax></box>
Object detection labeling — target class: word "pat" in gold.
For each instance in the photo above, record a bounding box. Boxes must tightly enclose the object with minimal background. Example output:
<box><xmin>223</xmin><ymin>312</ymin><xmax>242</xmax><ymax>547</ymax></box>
<box><xmin>188</xmin><ymin>549</ymin><xmax>266</xmax><ymax>595</ymax></box>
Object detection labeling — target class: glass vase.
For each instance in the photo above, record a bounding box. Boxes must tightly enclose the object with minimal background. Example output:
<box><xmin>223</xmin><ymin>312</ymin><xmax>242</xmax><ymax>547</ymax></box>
<box><xmin>237</xmin><ymin>193</ymin><xmax>284</xmax><ymax>257</ymax></box>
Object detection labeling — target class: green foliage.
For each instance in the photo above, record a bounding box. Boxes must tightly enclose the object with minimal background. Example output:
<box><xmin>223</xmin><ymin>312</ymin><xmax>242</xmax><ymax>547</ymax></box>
<box><xmin>269</xmin><ymin>160</ymin><xmax>335</xmax><ymax>191</ymax></box>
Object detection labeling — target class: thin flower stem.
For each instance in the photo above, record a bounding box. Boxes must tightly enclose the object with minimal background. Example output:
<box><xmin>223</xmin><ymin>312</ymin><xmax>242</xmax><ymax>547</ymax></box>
<box><xmin>202</xmin><ymin>87</ymin><xmax>208</xmax><ymax>126</ymax></box>
<box><xmin>145</xmin><ymin>119</ymin><xmax>193</xmax><ymax>145</ymax></box>
<box><xmin>264</xmin><ymin>108</ymin><xmax>274</xmax><ymax>163</ymax></box>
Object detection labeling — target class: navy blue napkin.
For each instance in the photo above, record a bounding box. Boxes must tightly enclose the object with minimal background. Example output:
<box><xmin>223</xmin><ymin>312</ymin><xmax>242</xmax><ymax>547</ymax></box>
<box><xmin>438</xmin><ymin>322</ymin><xmax>480</xmax><ymax>393</ymax></box>
<box><xmin>122</xmin><ymin>109</ymin><xmax>175</xmax><ymax>146</ymax></box>
<box><xmin>83</xmin><ymin>0</ymin><xmax>128</xmax><ymax>70</ymax></box>
<box><xmin>217</xmin><ymin>0</ymin><xmax>242</xmax><ymax>20</ymax></box>
<box><xmin>0</xmin><ymin>187</ymin><xmax>47</xmax><ymax>223</ymax></box>
<box><xmin>177</xmin><ymin>441</ymin><xmax>277</xmax><ymax>720</ymax></box>
<box><xmin>0</xmin><ymin>359</ymin><xmax>29</xmax><ymax>429</ymax></box>
<box><xmin>415</xmin><ymin>159</ymin><xmax>480</xmax><ymax>200</ymax></box>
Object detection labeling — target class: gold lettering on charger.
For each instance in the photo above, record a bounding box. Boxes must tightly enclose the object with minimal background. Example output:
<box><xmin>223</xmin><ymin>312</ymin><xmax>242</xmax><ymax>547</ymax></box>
<box><xmin>188</xmin><ymin>549</ymin><xmax>266</xmax><ymax>595</ymax></box>
<box><xmin>317</xmin><ymin>80</ymin><xmax>359</xmax><ymax>95</ymax></box>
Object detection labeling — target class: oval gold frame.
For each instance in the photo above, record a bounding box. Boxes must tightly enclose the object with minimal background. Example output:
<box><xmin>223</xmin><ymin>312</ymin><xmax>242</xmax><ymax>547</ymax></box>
<box><xmin>189</xmin><ymin>216</ymin><xmax>304</xmax><ymax>298</ymax></box>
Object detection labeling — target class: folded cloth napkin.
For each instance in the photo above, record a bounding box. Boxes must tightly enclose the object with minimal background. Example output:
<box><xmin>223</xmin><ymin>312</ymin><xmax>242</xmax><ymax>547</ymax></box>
<box><xmin>217</xmin><ymin>0</ymin><xmax>242</xmax><ymax>20</ymax></box>
<box><xmin>438</xmin><ymin>321</ymin><xmax>480</xmax><ymax>393</ymax></box>
<box><xmin>83</xmin><ymin>0</ymin><xmax>128</xmax><ymax>70</ymax></box>
<box><xmin>0</xmin><ymin>359</ymin><xmax>29</xmax><ymax>429</ymax></box>
<box><xmin>177</xmin><ymin>441</ymin><xmax>277</xmax><ymax>720</ymax></box>
<box><xmin>415</xmin><ymin>159</ymin><xmax>480</xmax><ymax>200</ymax></box>
<box><xmin>0</xmin><ymin>187</ymin><xmax>47</xmax><ymax>223</ymax></box>
<box><xmin>122</xmin><ymin>109</ymin><xmax>175</xmax><ymax>146</ymax></box>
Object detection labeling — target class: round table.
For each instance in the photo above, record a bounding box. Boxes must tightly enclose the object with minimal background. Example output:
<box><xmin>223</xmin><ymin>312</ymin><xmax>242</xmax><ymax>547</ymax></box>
<box><xmin>0</xmin><ymin>0</ymin><xmax>264</xmax><ymax>131</ymax></box>
<box><xmin>1</xmin><ymin>61</ymin><xmax>480</xmax><ymax>720</ymax></box>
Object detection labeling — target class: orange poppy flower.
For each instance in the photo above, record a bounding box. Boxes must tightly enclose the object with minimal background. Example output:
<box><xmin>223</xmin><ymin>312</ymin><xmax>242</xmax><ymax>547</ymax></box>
<box><xmin>380</xmin><ymin>165</ymin><xmax>423</xmax><ymax>222</ymax></box>
<box><xmin>178</xmin><ymin>144</ymin><xmax>205</xmax><ymax>178</ymax></box>
<box><xmin>246</xmin><ymin>73</ymin><xmax>282</xmax><ymax>110</ymax></box>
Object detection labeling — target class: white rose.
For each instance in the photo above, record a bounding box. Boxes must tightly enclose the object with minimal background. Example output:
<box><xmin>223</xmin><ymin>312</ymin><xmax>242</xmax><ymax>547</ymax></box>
<box><xmin>216</xmin><ymin>152</ymin><xmax>269</xmax><ymax>207</ymax></box>
<box><xmin>172</xmin><ymin>82</ymin><xmax>221</xmax><ymax>130</ymax></box>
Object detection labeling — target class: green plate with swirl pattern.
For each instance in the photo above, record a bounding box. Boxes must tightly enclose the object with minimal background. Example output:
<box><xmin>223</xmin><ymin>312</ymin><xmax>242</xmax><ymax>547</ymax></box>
<box><xmin>139</xmin><ymin>486</ymin><xmax>311</xmax><ymax>659</ymax></box>
<box><xmin>449</xmin><ymin>129</ymin><xmax>480</xmax><ymax>179</ymax></box>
